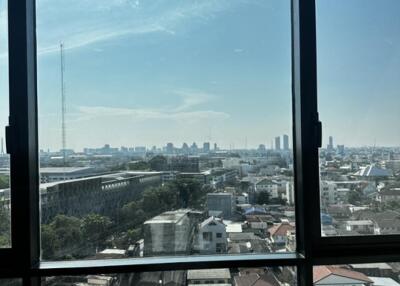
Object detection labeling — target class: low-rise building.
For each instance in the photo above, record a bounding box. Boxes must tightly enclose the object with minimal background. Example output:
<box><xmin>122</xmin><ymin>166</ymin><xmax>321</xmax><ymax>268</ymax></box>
<box><xmin>187</xmin><ymin>269</ymin><xmax>231</xmax><ymax>285</ymax></box>
<box><xmin>313</xmin><ymin>266</ymin><xmax>373</xmax><ymax>285</ymax></box>
<box><xmin>196</xmin><ymin>217</ymin><xmax>227</xmax><ymax>254</ymax></box>
<box><xmin>345</xmin><ymin>220</ymin><xmax>375</xmax><ymax>235</ymax></box>
<box><xmin>207</xmin><ymin>193</ymin><xmax>235</xmax><ymax>219</ymax></box>
<box><xmin>143</xmin><ymin>209</ymin><xmax>197</xmax><ymax>256</ymax></box>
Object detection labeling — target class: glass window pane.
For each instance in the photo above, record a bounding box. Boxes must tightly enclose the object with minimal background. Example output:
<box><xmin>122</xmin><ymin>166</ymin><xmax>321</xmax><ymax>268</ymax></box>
<box><xmin>0</xmin><ymin>0</ymin><xmax>10</xmax><ymax>248</ymax></box>
<box><xmin>314</xmin><ymin>263</ymin><xmax>400</xmax><ymax>285</ymax></box>
<box><xmin>37</xmin><ymin>0</ymin><xmax>294</xmax><ymax>260</ymax></box>
<box><xmin>42</xmin><ymin>267</ymin><xmax>297</xmax><ymax>286</ymax></box>
<box><xmin>317</xmin><ymin>0</ymin><xmax>400</xmax><ymax>236</ymax></box>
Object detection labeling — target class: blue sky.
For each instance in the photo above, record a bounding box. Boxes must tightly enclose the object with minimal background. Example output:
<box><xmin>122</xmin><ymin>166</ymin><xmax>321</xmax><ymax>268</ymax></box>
<box><xmin>0</xmin><ymin>0</ymin><xmax>400</xmax><ymax>151</ymax></box>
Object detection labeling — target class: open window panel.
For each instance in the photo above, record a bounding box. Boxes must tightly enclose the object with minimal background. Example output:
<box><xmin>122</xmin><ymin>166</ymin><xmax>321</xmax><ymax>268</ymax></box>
<box><xmin>36</xmin><ymin>0</ymin><xmax>297</xmax><ymax>262</ymax></box>
<box><xmin>316</xmin><ymin>0</ymin><xmax>400</xmax><ymax>249</ymax></box>
<box><xmin>313</xmin><ymin>262</ymin><xmax>400</xmax><ymax>286</ymax></box>
<box><xmin>0</xmin><ymin>0</ymin><xmax>10</xmax><ymax>249</ymax></box>
<box><xmin>41</xmin><ymin>267</ymin><xmax>297</xmax><ymax>286</ymax></box>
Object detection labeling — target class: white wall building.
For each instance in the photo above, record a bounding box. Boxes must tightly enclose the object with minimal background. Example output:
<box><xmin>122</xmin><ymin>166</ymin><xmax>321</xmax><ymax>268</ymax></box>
<box><xmin>196</xmin><ymin>217</ymin><xmax>227</xmax><ymax>254</ymax></box>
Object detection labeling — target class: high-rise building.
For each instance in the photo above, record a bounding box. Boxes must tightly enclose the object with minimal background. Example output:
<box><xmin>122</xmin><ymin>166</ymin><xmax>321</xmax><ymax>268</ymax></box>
<box><xmin>327</xmin><ymin>136</ymin><xmax>334</xmax><ymax>151</ymax></box>
<box><xmin>182</xmin><ymin>143</ymin><xmax>189</xmax><ymax>154</ymax></box>
<box><xmin>275</xmin><ymin>136</ymin><xmax>281</xmax><ymax>151</ymax></box>
<box><xmin>337</xmin><ymin>144</ymin><xmax>345</xmax><ymax>155</ymax></box>
<box><xmin>203</xmin><ymin>142</ymin><xmax>210</xmax><ymax>153</ymax></box>
<box><xmin>214</xmin><ymin>143</ymin><xmax>218</xmax><ymax>151</ymax></box>
<box><xmin>166</xmin><ymin>142</ymin><xmax>174</xmax><ymax>154</ymax></box>
<box><xmin>283</xmin><ymin>134</ymin><xmax>289</xmax><ymax>150</ymax></box>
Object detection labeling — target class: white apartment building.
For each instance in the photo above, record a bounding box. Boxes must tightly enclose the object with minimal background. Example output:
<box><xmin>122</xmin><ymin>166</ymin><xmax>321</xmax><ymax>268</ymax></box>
<box><xmin>196</xmin><ymin>217</ymin><xmax>227</xmax><ymax>254</ymax></box>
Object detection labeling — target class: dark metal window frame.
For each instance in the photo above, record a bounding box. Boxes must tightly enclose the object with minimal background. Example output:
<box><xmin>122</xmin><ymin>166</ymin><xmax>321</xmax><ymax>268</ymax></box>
<box><xmin>1</xmin><ymin>0</ymin><xmax>400</xmax><ymax>285</ymax></box>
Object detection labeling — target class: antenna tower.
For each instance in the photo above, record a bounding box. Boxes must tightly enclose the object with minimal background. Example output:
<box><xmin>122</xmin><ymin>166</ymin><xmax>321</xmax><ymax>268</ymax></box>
<box><xmin>60</xmin><ymin>42</ymin><xmax>67</xmax><ymax>174</ymax></box>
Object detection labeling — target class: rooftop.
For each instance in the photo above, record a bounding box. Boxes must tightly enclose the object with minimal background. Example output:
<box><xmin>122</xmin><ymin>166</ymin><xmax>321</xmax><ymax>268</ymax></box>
<box><xmin>144</xmin><ymin>209</ymin><xmax>190</xmax><ymax>224</ymax></box>
<box><xmin>313</xmin><ymin>266</ymin><xmax>372</xmax><ymax>284</ymax></box>
<box><xmin>187</xmin><ymin>268</ymin><xmax>231</xmax><ymax>280</ymax></box>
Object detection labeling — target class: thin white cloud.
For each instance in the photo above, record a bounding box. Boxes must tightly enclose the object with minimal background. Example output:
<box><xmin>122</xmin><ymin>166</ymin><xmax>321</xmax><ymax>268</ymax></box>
<box><xmin>76</xmin><ymin>105</ymin><xmax>229</xmax><ymax>122</ymax></box>
<box><xmin>74</xmin><ymin>88</ymin><xmax>229</xmax><ymax>122</ymax></box>
<box><xmin>172</xmin><ymin>89</ymin><xmax>214</xmax><ymax>112</ymax></box>
<box><xmin>31</xmin><ymin>0</ymin><xmax>232</xmax><ymax>56</ymax></box>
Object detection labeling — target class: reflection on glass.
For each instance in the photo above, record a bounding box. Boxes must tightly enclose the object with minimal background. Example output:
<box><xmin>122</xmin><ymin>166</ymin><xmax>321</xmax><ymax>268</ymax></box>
<box><xmin>37</xmin><ymin>0</ymin><xmax>294</xmax><ymax>260</ymax></box>
<box><xmin>0</xmin><ymin>279</ymin><xmax>22</xmax><ymax>286</ymax></box>
<box><xmin>0</xmin><ymin>0</ymin><xmax>10</xmax><ymax>248</ymax></box>
<box><xmin>317</xmin><ymin>0</ymin><xmax>400</xmax><ymax>236</ymax></box>
<box><xmin>42</xmin><ymin>267</ymin><xmax>297</xmax><ymax>286</ymax></box>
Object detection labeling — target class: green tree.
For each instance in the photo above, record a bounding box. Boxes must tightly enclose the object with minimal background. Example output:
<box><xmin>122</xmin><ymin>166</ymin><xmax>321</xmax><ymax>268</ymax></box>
<box><xmin>169</xmin><ymin>179</ymin><xmax>204</xmax><ymax>209</ymax></box>
<box><xmin>142</xmin><ymin>187</ymin><xmax>165</xmax><ymax>215</ymax></box>
<box><xmin>256</xmin><ymin>191</ymin><xmax>270</xmax><ymax>205</ymax></box>
<box><xmin>41</xmin><ymin>224</ymin><xmax>58</xmax><ymax>259</ymax></box>
<box><xmin>128</xmin><ymin>161</ymin><xmax>149</xmax><ymax>170</ymax></box>
<box><xmin>149</xmin><ymin>155</ymin><xmax>168</xmax><ymax>171</ymax></box>
<box><xmin>48</xmin><ymin>215</ymin><xmax>83</xmax><ymax>259</ymax></box>
<box><xmin>0</xmin><ymin>175</ymin><xmax>9</xmax><ymax>189</ymax></box>
<box><xmin>347</xmin><ymin>190</ymin><xmax>361</xmax><ymax>205</ymax></box>
<box><xmin>81</xmin><ymin>213</ymin><xmax>112</xmax><ymax>250</ymax></box>
<box><xmin>125</xmin><ymin>228</ymin><xmax>142</xmax><ymax>245</ymax></box>
<box><xmin>120</xmin><ymin>201</ymin><xmax>146</xmax><ymax>228</ymax></box>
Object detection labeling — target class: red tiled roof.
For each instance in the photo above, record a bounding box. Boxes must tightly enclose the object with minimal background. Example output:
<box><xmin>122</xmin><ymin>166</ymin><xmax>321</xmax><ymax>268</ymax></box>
<box><xmin>313</xmin><ymin>266</ymin><xmax>373</xmax><ymax>283</ymax></box>
<box><xmin>268</xmin><ymin>222</ymin><xmax>294</xmax><ymax>237</ymax></box>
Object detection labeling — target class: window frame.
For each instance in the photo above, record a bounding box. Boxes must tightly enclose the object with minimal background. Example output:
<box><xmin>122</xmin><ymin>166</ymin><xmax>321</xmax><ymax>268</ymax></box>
<box><xmin>1</xmin><ymin>0</ymin><xmax>400</xmax><ymax>285</ymax></box>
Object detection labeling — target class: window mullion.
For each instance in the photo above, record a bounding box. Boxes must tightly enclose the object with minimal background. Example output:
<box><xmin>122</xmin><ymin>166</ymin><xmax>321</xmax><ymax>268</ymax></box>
<box><xmin>8</xmin><ymin>0</ymin><xmax>40</xmax><ymax>271</ymax></box>
<box><xmin>291</xmin><ymin>0</ymin><xmax>319</xmax><ymax>284</ymax></box>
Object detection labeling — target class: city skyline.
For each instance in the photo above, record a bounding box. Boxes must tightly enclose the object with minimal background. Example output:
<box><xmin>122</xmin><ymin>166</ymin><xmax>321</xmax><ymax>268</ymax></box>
<box><xmin>1</xmin><ymin>0</ymin><xmax>400</xmax><ymax>150</ymax></box>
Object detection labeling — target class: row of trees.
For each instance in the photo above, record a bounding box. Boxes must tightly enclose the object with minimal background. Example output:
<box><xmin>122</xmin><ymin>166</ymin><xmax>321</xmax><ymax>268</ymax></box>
<box><xmin>42</xmin><ymin>213</ymin><xmax>112</xmax><ymax>260</ymax></box>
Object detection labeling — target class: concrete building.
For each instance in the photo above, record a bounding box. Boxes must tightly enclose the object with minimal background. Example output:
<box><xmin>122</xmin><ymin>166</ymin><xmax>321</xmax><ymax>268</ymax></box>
<box><xmin>345</xmin><ymin>220</ymin><xmax>375</xmax><ymax>235</ymax></box>
<box><xmin>286</xmin><ymin>182</ymin><xmax>295</xmax><ymax>205</ymax></box>
<box><xmin>187</xmin><ymin>269</ymin><xmax>231</xmax><ymax>285</ymax></box>
<box><xmin>320</xmin><ymin>181</ymin><xmax>349</xmax><ymax>207</ymax></box>
<box><xmin>40</xmin><ymin>167</ymin><xmax>101</xmax><ymax>183</ymax></box>
<box><xmin>166</xmin><ymin>143</ymin><xmax>174</xmax><ymax>154</ymax></box>
<box><xmin>207</xmin><ymin>193</ymin><xmax>235</xmax><ymax>218</ymax></box>
<box><xmin>40</xmin><ymin>172</ymin><xmax>162</xmax><ymax>223</ymax></box>
<box><xmin>327</xmin><ymin>136</ymin><xmax>334</xmax><ymax>151</ymax></box>
<box><xmin>275</xmin><ymin>136</ymin><xmax>281</xmax><ymax>151</ymax></box>
<box><xmin>283</xmin><ymin>134</ymin><xmax>289</xmax><ymax>151</ymax></box>
<box><xmin>196</xmin><ymin>216</ymin><xmax>227</xmax><ymax>254</ymax></box>
<box><xmin>254</xmin><ymin>179</ymin><xmax>279</xmax><ymax>198</ymax></box>
<box><xmin>203</xmin><ymin>142</ymin><xmax>210</xmax><ymax>153</ymax></box>
<box><xmin>143</xmin><ymin>209</ymin><xmax>197</xmax><ymax>257</ymax></box>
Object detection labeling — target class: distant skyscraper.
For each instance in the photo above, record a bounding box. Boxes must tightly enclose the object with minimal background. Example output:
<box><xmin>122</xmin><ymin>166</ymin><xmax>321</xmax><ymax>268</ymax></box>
<box><xmin>258</xmin><ymin>144</ymin><xmax>266</xmax><ymax>152</ymax></box>
<box><xmin>190</xmin><ymin>142</ymin><xmax>198</xmax><ymax>154</ymax></box>
<box><xmin>203</xmin><ymin>142</ymin><xmax>210</xmax><ymax>153</ymax></box>
<box><xmin>166</xmin><ymin>142</ymin><xmax>174</xmax><ymax>154</ymax></box>
<box><xmin>327</xmin><ymin>136</ymin><xmax>334</xmax><ymax>151</ymax></box>
<box><xmin>275</xmin><ymin>136</ymin><xmax>281</xmax><ymax>151</ymax></box>
<box><xmin>337</xmin><ymin>144</ymin><xmax>345</xmax><ymax>155</ymax></box>
<box><xmin>182</xmin><ymin>143</ymin><xmax>189</xmax><ymax>154</ymax></box>
<box><xmin>283</xmin><ymin>134</ymin><xmax>289</xmax><ymax>151</ymax></box>
<box><xmin>214</xmin><ymin>143</ymin><xmax>218</xmax><ymax>151</ymax></box>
